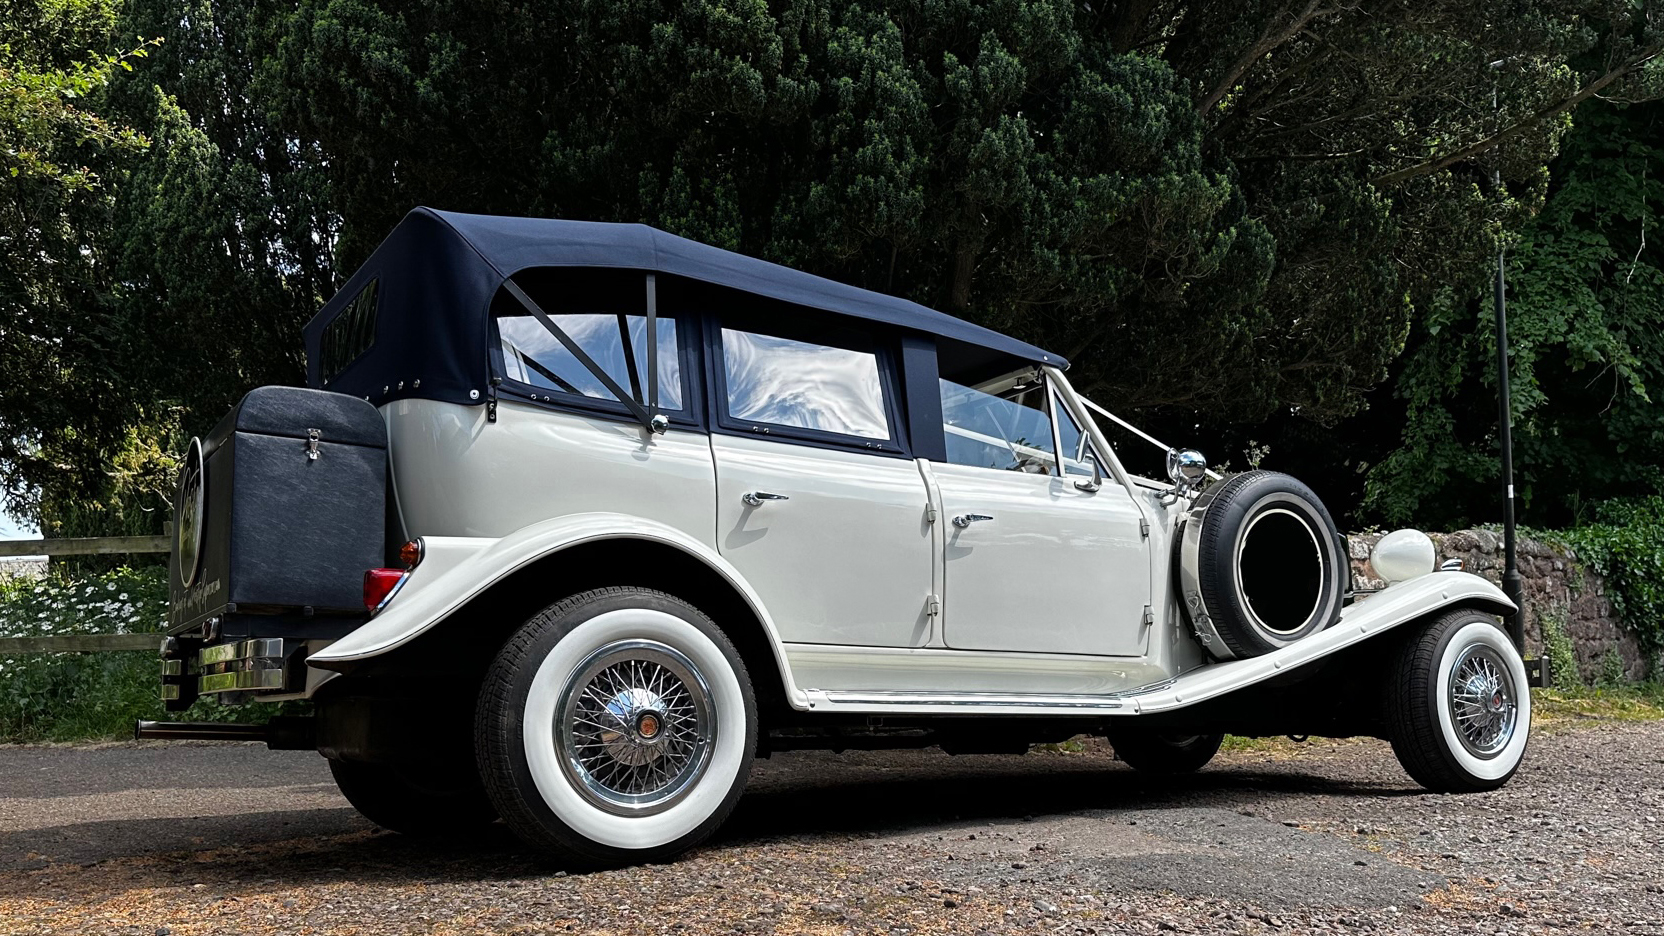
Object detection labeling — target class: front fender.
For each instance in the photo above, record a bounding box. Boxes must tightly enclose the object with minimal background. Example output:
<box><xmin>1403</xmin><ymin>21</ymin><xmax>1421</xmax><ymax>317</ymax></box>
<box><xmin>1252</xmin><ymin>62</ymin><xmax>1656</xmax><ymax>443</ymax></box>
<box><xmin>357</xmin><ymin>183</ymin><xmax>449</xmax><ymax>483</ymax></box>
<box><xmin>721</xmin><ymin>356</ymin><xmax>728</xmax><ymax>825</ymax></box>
<box><xmin>1132</xmin><ymin>570</ymin><xmax>1517</xmax><ymax>715</ymax></box>
<box><xmin>305</xmin><ymin>513</ymin><xmax>804</xmax><ymax>704</ymax></box>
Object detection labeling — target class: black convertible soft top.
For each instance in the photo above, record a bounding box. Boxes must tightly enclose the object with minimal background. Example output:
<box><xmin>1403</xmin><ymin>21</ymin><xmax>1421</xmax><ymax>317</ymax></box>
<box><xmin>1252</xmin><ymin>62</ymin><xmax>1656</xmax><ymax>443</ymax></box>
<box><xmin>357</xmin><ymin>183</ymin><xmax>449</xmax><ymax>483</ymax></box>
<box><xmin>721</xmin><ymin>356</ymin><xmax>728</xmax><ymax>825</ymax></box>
<box><xmin>303</xmin><ymin>207</ymin><xmax>1065</xmax><ymax>407</ymax></box>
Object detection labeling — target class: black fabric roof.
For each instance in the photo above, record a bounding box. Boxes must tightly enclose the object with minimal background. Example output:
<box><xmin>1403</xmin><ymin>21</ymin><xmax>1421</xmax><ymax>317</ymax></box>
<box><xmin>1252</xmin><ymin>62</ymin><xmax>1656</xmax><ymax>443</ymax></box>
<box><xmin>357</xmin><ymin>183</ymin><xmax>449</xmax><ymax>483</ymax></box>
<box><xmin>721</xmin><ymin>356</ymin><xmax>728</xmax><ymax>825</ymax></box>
<box><xmin>304</xmin><ymin>207</ymin><xmax>1065</xmax><ymax>406</ymax></box>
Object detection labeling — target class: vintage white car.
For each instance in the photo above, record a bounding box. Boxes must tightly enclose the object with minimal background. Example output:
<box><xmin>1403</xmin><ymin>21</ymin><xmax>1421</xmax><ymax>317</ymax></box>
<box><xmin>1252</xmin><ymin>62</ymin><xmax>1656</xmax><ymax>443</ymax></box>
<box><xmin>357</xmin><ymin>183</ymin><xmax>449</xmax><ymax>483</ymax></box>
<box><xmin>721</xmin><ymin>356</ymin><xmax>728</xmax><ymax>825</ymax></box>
<box><xmin>150</xmin><ymin>208</ymin><xmax>1531</xmax><ymax>867</ymax></box>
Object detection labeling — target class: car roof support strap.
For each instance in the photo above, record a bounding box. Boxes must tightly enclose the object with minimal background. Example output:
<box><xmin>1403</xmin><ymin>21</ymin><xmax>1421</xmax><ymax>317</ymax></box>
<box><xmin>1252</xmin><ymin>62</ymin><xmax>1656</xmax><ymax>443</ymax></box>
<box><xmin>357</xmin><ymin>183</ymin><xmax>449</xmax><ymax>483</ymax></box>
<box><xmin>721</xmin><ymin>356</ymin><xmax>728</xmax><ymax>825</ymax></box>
<box><xmin>500</xmin><ymin>276</ymin><xmax>655</xmax><ymax>429</ymax></box>
<box><xmin>645</xmin><ymin>273</ymin><xmax>658</xmax><ymax>419</ymax></box>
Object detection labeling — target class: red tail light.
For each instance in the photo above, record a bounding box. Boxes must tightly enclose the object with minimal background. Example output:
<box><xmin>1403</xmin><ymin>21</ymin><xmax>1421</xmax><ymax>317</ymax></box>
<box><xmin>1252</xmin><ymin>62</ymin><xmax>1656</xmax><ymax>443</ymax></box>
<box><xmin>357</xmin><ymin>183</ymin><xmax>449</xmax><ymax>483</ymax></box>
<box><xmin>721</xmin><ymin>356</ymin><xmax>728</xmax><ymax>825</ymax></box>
<box><xmin>364</xmin><ymin>568</ymin><xmax>406</xmax><ymax>612</ymax></box>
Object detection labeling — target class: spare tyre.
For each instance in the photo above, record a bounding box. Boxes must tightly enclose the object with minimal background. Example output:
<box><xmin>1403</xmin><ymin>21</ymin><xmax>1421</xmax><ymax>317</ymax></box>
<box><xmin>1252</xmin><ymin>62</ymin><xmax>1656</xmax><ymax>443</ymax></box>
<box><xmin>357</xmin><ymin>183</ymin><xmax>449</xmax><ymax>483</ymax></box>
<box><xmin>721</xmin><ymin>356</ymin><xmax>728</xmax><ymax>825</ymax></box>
<box><xmin>1178</xmin><ymin>470</ymin><xmax>1346</xmax><ymax>660</ymax></box>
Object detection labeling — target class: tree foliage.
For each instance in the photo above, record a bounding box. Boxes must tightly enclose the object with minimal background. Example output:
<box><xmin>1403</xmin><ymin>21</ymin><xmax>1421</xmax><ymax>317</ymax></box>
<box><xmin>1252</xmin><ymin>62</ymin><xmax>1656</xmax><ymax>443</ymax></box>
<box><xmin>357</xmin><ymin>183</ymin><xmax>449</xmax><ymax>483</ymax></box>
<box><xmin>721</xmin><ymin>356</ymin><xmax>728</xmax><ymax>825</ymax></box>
<box><xmin>2</xmin><ymin>0</ymin><xmax>1662</xmax><ymax>533</ymax></box>
<box><xmin>1365</xmin><ymin>100</ymin><xmax>1664</xmax><ymax>527</ymax></box>
<box><xmin>0</xmin><ymin>0</ymin><xmax>167</xmax><ymax>534</ymax></box>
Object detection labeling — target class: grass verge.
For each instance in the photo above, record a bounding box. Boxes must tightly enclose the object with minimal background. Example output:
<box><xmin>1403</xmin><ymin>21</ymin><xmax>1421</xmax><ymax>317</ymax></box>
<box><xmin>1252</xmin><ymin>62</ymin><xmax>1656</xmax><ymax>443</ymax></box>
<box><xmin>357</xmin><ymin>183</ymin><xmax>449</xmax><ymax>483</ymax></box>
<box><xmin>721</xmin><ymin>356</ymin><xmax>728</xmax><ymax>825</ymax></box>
<box><xmin>0</xmin><ymin>649</ymin><xmax>303</xmax><ymax>744</ymax></box>
<box><xmin>1531</xmin><ymin>683</ymin><xmax>1664</xmax><ymax>726</ymax></box>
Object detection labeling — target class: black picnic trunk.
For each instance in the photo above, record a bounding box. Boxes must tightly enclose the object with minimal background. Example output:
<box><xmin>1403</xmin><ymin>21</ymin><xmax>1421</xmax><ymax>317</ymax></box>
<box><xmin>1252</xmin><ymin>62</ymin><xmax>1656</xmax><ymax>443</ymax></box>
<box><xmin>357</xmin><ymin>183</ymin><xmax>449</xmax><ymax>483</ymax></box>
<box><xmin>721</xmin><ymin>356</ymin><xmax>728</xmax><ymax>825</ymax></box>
<box><xmin>167</xmin><ymin>386</ymin><xmax>388</xmax><ymax>637</ymax></box>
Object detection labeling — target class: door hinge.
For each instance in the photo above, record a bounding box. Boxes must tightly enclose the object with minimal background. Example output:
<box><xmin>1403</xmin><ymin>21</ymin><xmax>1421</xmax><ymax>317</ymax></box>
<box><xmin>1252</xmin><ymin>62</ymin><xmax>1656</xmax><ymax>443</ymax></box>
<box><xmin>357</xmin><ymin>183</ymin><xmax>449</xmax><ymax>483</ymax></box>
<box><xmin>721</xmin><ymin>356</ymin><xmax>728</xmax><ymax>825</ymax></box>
<box><xmin>1139</xmin><ymin>517</ymin><xmax>1150</xmax><ymax>538</ymax></box>
<box><xmin>926</xmin><ymin>594</ymin><xmax>941</xmax><ymax>617</ymax></box>
<box><xmin>924</xmin><ymin>503</ymin><xmax>937</xmax><ymax>524</ymax></box>
<box><xmin>1142</xmin><ymin>605</ymin><xmax>1155</xmax><ymax>627</ymax></box>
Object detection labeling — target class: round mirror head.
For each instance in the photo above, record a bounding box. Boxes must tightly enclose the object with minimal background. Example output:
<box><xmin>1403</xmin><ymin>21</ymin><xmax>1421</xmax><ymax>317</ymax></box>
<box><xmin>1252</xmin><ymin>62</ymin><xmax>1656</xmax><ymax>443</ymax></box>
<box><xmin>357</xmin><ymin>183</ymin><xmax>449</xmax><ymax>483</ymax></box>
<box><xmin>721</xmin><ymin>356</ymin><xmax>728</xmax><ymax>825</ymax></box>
<box><xmin>1168</xmin><ymin>448</ymin><xmax>1207</xmax><ymax>484</ymax></box>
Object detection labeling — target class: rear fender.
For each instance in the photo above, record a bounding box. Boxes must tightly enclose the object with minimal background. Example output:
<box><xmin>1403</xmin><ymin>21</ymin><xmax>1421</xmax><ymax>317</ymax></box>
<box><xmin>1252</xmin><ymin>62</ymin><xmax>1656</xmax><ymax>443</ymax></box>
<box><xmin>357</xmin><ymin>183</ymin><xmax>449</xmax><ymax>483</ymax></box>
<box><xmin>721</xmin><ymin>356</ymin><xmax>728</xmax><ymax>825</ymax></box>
<box><xmin>304</xmin><ymin>513</ymin><xmax>805</xmax><ymax>708</ymax></box>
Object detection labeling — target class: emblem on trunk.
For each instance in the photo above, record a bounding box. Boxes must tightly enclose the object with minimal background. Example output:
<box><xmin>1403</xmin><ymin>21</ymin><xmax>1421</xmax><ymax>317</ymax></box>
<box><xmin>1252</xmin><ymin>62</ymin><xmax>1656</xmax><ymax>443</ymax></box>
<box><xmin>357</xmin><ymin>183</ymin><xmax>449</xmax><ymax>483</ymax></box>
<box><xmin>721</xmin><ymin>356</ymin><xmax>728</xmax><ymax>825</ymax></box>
<box><xmin>176</xmin><ymin>437</ymin><xmax>206</xmax><ymax>587</ymax></box>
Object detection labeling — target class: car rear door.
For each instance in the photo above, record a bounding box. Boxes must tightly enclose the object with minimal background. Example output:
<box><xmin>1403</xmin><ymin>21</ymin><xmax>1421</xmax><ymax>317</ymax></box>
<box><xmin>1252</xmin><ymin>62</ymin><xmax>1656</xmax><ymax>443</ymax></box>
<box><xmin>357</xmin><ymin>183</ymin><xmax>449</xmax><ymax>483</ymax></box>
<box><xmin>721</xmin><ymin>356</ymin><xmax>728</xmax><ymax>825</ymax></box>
<box><xmin>708</xmin><ymin>324</ymin><xmax>935</xmax><ymax>648</ymax></box>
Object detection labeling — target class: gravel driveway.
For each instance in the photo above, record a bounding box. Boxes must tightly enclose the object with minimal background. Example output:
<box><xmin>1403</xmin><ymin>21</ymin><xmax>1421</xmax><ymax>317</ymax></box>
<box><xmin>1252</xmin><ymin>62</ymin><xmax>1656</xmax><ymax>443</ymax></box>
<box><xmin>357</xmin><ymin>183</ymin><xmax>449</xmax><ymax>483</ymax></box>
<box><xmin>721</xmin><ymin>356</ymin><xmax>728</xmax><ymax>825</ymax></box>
<box><xmin>1</xmin><ymin>717</ymin><xmax>1660</xmax><ymax>935</ymax></box>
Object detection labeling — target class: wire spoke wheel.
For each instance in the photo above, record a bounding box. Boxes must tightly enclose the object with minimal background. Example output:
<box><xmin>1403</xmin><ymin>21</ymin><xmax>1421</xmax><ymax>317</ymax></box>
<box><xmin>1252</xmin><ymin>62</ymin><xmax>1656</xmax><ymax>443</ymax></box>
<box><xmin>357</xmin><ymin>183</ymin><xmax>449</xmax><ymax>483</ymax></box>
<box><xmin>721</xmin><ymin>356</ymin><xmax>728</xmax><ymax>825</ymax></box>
<box><xmin>556</xmin><ymin>639</ymin><xmax>716</xmax><ymax>816</ymax></box>
<box><xmin>1447</xmin><ymin>644</ymin><xmax>1518</xmax><ymax>758</ymax></box>
<box><xmin>1387</xmin><ymin>609</ymin><xmax>1531</xmax><ymax>793</ymax></box>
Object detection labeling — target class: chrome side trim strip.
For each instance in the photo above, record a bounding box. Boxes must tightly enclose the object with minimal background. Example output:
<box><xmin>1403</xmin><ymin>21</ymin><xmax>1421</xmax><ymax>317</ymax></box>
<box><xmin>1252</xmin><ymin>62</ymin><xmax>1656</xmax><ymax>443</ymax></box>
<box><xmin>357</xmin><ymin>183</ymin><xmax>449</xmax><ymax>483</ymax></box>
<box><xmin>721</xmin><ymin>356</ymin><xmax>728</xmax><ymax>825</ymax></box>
<box><xmin>810</xmin><ymin>677</ymin><xmax>1178</xmax><ymax>714</ymax></box>
<box><xmin>813</xmin><ymin>689</ymin><xmax>1128</xmax><ymax>712</ymax></box>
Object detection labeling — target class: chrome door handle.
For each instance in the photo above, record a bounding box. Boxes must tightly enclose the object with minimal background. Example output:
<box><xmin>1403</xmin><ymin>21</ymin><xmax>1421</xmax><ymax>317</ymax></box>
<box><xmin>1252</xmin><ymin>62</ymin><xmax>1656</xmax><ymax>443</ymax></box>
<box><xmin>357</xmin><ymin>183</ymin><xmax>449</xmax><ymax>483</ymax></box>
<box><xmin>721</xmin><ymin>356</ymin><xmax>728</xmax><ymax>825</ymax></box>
<box><xmin>741</xmin><ymin>491</ymin><xmax>790</xmax><ymax>507</ymax></box>
<box><xmin>952</xmin><ymin>513</ymin><xmax>993</xmax><ymax>528</ymax></box>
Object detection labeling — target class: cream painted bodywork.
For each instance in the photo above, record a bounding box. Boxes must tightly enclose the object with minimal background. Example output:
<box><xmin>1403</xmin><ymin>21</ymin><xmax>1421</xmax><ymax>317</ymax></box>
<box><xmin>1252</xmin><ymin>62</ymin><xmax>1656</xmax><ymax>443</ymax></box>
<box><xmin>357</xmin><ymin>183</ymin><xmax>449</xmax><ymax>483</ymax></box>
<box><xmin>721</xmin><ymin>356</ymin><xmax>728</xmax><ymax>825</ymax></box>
<box><xmin>711</xmin><ymin>433</ymin><xmax>935</xmax><ymax>647</ymax></box>
<box><xmin>385</xmin><ymin>397</ymin><xmax>717</xmax><ymax>543</ymax></box>
<box><xmin>306</xmin><ymin>516</ymin><xmax>812</xmax><ymax>709</ymax></box>
<box><xmin>305</xmin><ymin>384</ymin><xmax>1515</xmax><ymax>721</ymax></box>
<box><xmin>928</xmin><ymin>460</ymin><xmax>1152</xmax><ymax>656</ymax></box>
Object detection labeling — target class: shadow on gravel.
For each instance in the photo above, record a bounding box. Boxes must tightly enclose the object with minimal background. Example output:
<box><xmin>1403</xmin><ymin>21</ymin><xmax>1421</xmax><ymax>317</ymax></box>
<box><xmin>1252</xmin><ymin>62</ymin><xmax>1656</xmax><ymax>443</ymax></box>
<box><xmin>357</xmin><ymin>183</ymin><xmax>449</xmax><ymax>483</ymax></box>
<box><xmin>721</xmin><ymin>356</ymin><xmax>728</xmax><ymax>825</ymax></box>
<box><xmin>718</xmin><ymin>759</ymin><xmax>1421</xmax><ymax>844</ymax></box>
<box><xmin>0</xmin><ymin>752</ymin><xmax>1421</xmax><ymax>886</ymax></box>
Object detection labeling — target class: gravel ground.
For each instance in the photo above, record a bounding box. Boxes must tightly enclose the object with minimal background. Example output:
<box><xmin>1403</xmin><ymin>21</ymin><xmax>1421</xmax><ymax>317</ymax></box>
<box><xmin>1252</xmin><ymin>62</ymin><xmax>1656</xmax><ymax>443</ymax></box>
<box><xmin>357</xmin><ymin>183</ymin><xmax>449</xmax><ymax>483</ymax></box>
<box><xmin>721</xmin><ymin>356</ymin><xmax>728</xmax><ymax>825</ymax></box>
<box><xmin>0</xmin><ymin>716</ymin><xmax>1660</xmax><ymax>935</ymax></box>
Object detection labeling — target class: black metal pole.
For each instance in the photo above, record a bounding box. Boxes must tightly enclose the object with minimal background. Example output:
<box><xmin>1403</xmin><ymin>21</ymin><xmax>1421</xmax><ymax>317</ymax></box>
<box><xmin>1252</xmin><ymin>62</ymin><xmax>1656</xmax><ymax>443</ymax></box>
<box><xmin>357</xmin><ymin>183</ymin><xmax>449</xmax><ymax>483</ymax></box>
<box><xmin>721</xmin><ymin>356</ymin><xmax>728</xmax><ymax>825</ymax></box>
<box><xmin>1494</xmin><ymin>248</ymin><xmax>1527</xmax><ymax>650</ymax></box>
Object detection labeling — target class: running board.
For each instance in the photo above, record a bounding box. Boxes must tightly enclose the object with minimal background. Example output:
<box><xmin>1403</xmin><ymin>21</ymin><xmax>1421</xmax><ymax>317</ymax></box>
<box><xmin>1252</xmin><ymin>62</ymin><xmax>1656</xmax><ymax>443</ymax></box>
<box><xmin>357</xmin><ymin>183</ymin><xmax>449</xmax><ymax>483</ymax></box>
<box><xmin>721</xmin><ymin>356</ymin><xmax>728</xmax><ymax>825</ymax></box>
<box><xmin>806</xmin><ymin>689</ymin><xmax>1138</xmax><ymax>716</ymax></box>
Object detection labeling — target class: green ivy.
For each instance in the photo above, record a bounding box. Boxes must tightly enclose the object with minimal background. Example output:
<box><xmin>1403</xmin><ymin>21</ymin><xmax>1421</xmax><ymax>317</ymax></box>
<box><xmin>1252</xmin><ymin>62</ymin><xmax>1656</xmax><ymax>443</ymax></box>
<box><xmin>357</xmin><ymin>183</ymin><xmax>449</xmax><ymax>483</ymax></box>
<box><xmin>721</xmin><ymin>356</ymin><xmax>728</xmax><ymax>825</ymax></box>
<box><xmin>1563</xmin><ymin>496</ymin><xmax>1664</xmax><ymax>661</ymax></box>
<box><xmin>1538</xmin><ymin>606</ymin><xmax>1584</xmax><ymax>691</ymax></box>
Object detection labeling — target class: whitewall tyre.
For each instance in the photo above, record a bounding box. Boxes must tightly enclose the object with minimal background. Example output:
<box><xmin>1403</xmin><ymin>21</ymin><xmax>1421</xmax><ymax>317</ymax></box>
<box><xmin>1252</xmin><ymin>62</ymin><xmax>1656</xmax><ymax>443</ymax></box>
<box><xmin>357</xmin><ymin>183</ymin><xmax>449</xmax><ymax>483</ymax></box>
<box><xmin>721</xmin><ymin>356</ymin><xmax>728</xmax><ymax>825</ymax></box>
<box><xmin>1386</xmin><ymin>607</ymin><xmax>1531</xmax><ymax>793</ymax></box>
<box><xmin>475</xmin><ymin>587</ymin><xmax>757</xmax><ymax>866</ymax></box>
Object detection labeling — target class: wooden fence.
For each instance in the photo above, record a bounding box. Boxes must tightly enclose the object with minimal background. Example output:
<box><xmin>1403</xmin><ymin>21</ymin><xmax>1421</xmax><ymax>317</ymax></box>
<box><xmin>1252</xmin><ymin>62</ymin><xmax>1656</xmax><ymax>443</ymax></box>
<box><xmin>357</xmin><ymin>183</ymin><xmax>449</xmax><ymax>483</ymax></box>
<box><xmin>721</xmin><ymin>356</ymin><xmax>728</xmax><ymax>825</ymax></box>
<box><xmin>0</xmin><ymin>634</ymin><xmax>162</xmax><ymax>653</ymax></box>
<box><xmin>0</xmin><ymin>534</ymin><xmax>171</xmax><ymax>654</ymax></box>
<box><xmin>0</xmin><ymin>535</ymin><xmax>170</xmax><ymax>558</ymax></box>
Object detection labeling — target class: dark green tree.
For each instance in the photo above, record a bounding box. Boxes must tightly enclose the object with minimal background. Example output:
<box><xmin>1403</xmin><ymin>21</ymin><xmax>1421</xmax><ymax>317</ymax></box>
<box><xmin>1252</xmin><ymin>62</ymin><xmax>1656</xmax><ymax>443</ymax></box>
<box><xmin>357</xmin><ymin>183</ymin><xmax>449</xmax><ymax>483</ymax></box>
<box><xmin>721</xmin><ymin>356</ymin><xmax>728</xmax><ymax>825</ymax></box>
<box><xmin>0</xmin><ymin>0</ymin><xmax>169</xmax><ymax>535</ymax></box>
<box><xmin>5</xmin><ymin>0</ymin><xmax>1662</xmax><ymax>532</ymax></box>
<box><xmin>1365</xmin><ymin>100</ymin><xmax>1664</xmax><ymax>527</ymax></box>
<box><xmin>242</xmin><ymin>0</ymin><xmax>1660</xmax><ymax>423</ymax></box>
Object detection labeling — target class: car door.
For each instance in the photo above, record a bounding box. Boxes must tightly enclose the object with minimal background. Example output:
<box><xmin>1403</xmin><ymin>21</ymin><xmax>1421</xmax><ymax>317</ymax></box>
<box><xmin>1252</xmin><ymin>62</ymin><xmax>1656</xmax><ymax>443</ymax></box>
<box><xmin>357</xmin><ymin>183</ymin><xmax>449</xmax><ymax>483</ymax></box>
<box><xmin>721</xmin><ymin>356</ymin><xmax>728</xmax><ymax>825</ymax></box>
<box><xmin>709</xmin><ymin>324</ymin><xmax>935</xmax><ymax>648</ymax></box>
<box><xmin>931</xmin><ymin>374</ymin><xmax>1152</xmax><ymax>656</ymax></box>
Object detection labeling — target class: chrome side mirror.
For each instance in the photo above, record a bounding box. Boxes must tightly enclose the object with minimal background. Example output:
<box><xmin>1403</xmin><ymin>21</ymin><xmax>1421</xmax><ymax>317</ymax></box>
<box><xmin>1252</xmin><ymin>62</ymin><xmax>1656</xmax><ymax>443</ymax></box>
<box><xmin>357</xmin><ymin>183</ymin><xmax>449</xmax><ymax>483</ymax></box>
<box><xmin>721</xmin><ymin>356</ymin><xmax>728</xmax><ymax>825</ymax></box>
<box><xmin>1162</xmin><ymin>448</ymin><xmax>1207</xmax><ymax>503</ymax></box>
<box><xmin>1074</xmin><ymin>452</ymin><xmax>1103</xmax><ymax>493</ymax></box>
<box><xmin>1167</xmin><ymin>448</ymin><xmax>1207</xmax><ymax>485</ymax></box>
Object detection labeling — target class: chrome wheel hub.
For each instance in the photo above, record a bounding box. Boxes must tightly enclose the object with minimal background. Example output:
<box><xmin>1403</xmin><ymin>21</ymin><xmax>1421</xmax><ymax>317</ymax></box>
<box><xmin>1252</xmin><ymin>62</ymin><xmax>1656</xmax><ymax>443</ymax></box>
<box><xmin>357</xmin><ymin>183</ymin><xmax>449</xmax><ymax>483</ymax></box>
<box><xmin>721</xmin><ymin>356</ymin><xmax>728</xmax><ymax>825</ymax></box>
<box><xmin>1449</xmin><ymin>644</ymin><xmax>1518</xmax><ymax>759</ymax></box>
<box><xmin>556</xmin><ymin>639</ymin><xmax>715</xmax><ymax>815</ymax></box>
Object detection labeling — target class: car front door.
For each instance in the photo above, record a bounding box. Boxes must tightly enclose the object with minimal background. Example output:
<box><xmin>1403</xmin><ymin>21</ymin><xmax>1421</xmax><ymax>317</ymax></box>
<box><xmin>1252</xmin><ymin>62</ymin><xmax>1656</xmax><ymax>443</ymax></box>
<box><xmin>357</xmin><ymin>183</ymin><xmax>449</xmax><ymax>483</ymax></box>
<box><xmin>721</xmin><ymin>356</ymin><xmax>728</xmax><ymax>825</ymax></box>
<box><xmin>709</xmin><ymin>324</ymin><xmax>935</xmax><ymax>648</ymax></box>
<box><xmin>930</xmin><ymin>373</ymin><xmax>1152</xmax><ymax>656</ymax></box>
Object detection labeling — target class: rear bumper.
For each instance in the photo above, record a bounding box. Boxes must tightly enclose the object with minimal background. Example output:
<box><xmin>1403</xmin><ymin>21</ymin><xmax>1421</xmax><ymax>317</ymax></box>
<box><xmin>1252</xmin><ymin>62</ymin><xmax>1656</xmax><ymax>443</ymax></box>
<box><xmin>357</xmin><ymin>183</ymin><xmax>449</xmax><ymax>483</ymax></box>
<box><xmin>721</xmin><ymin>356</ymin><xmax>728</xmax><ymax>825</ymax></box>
<box><xmin>160</xmin><ymin>635</ymin><xmax>328</xmax><ymax>709</ymax></box>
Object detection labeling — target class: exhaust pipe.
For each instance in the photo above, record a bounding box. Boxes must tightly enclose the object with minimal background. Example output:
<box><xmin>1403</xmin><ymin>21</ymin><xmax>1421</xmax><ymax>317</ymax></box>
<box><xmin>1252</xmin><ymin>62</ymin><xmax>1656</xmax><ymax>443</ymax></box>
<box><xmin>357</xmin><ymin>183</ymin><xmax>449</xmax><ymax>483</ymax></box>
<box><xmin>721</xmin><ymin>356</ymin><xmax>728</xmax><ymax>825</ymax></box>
<box><xmin>135</xmin><ymin>717</ymin><xmax>315</xmax><ymax>750</ymax></box>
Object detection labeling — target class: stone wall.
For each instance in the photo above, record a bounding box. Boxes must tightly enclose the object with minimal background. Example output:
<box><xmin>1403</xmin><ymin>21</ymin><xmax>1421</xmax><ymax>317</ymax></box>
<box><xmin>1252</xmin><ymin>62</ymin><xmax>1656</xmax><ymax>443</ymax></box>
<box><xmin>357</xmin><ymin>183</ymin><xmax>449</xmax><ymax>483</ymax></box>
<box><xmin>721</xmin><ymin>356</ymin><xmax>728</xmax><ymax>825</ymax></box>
<box><xmin>1348</xmin><ymin>529</ymin><xmax>1650</xmax><ymax>683</ymax></box>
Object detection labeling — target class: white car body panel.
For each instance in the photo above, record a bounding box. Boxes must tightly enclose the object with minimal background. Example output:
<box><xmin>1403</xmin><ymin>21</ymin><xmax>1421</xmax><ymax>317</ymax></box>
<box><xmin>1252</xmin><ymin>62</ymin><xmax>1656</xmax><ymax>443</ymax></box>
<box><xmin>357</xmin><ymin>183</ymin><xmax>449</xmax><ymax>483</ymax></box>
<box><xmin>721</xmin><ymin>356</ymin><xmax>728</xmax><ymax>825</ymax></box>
<box><xmin>306</xmin><ymin>514</ymin><xmax>810</xmax><ymax>709</ymax></box>
<box><xmin>710</xmin><ymin>433</ymin><xmax>935</xmax><ymax>647</ymax></box>
<box><xmin>386</xmin><ymin>398</ymin><xmax>717</xmax><ymax>543</ymax></box>
<box><xmin>303</xmin><ymin>372</ymin><xmax>1513</xmax><ymax>722</ymax></box>
<box><xmin>928</xmin><ymin>460</ymin><xmax>1152</xmax><ymax>656</ymax></box>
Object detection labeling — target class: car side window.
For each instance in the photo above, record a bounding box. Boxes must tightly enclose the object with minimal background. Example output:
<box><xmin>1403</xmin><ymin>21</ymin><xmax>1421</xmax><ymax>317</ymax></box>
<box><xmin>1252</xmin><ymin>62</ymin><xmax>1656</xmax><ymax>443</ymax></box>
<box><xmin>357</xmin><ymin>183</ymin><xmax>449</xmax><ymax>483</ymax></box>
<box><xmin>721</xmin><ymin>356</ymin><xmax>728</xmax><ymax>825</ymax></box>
<box><xmin>498</xmin><ymin>313</ymin><xmax>683</xmax><ymax>410</ymax></box>
<box><xmin>940</xmin><ymin>377</ymin><xmax>1057</xmax><ymax>474</ymax></box>
<box><xmin>720</xmin><ymin>328</ymin><xmax>891</xmax><ymax>441</ymax></box>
